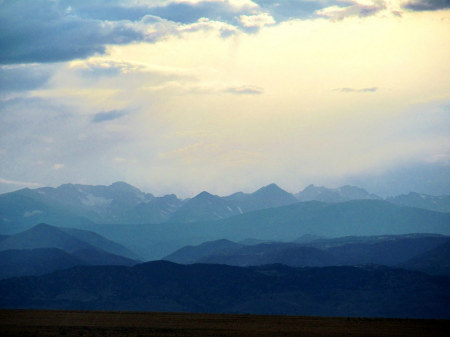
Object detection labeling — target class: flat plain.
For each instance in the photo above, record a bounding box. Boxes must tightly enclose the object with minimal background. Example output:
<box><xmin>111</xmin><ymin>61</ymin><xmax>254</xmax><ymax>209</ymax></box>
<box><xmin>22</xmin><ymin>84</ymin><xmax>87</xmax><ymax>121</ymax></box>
<box><xmin>1</xmin><ymin>310</ymin><xmax>449</xmax><ymax>337</ymax></box>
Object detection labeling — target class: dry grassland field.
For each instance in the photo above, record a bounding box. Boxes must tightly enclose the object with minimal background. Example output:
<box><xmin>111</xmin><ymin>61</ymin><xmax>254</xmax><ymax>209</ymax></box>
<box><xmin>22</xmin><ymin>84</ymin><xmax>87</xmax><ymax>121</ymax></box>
<box><xmin>0</xmin><ymin>310</ymin><xmax>449</xmax><ymax>337</ymax></box>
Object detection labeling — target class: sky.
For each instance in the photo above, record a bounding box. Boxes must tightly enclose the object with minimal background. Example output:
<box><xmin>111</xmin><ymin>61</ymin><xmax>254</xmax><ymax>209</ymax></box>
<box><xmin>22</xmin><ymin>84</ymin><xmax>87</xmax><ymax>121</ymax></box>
<box><xmin>0</xmin><ymin>0</ymin><xmax>449</xmax><ymax>198</ymax></box>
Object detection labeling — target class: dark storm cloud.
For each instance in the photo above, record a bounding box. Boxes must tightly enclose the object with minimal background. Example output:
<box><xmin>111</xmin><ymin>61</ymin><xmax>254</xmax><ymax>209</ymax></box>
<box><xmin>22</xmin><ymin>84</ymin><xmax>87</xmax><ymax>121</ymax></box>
<box><xmin>403</xmin><ymin>0</ymin><xmax>450</xmax><ymax>11</ymax></box>
<box><xmin>58</xmin><ymin>0</ymin><xmax>158</xmax><ymax>21</ymax></box>
<box><xmin>0</xmin><ymin>0</ymin><xmax>250</xmax><ymax>64</ymax></box>
<box><xmin>0</xmin><ymin>0</ymin><xmax>145</xmax><ymax>64</ymax></box>
<box><xmin>92</xmin><ymin>109</ymin><xmax>127</xmax><ymax>123</ymax></box>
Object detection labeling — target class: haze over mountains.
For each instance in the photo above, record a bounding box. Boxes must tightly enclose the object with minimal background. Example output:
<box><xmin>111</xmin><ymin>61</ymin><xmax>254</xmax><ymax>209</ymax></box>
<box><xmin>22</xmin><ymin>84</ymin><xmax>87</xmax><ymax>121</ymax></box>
<box><xmin>0</xmin><ymin>179</ymin><xmax>448</xmax><ymax>318</ymax></box>
<box><xmin>1</xmin><ymin>182</ymin><xmax>448</xmax><ymax>231</ymax></box>
<box><xmin>1</xmin><ymin>181</ymin><xmax>449</xmax><ymax>259</ymax></box>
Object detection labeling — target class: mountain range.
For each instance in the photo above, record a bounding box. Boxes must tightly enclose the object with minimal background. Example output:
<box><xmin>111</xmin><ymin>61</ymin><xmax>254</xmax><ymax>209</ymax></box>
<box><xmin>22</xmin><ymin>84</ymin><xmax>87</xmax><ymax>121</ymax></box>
<box><xmin>0</xmin><ymin>223</ymin><xmax>139</xmax><ymax>279</ymax></box>
<box><xmin>0</xmin><ymin>219</ymin><xmax>448</xmax><ymax>318</ymax></box>
<box><xmin>1</xmin><ymin>182</ymin><xmax>448</xmax><ymax>233</ymax></box>
<box><xmin>295</xmin><ymin>184</ymin><xmax>381</xmax><ymax>202</ymax></box>
<box><xmin>1</xmin><ymin>261</ymin><xmax>449</xmax><ymax>319</ymax></box>
<box><xmin>164</xmin><ymin>234</ymin><xmax>450</xmax><ymax>276</ymax></box>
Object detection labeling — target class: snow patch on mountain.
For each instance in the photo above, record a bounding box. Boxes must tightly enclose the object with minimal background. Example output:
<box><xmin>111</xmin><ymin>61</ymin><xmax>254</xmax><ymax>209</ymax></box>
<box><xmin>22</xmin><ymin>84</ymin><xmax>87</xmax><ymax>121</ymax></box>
<box><xmin>81</xmin><ymin>194</ymin><xmax>112</xmax><ymax>207</ymax></box>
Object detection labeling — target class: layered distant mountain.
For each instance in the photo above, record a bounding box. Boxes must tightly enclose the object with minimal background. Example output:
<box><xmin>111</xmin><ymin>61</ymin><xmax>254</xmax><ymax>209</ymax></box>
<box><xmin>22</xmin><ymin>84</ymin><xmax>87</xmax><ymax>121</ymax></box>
<box><xmin>169</xmin><ymin>184</ymin><xmax>298</xmax><ymax>223</ymax></box>
<box><xmin>1</xmin><ymin>182</ymin><xmax>448</xmax><ymax>230</ymax></box>
<box><xmin>295</xmin><ymin>184</ymin><xmax>381</xmax><ymax>202</ymax></box>
<box><xmin>76</xmin><ymin>199</ymin><xmax>450</xmax><ymax>260</ymax></box>
<box><xmin>0</xmin><ymin>224</ymin><xmax>139</xmax><ymax>279</ymax></box>
<box><xmin>118</xmin><ymin>194</ymin><xmax>184</xmax><ymax>224</ymax></box>
<box><xmin>387</xmin><ymin>192</ymin><xmax>450</xmax><ymax>213</ymax></box>
<box><xmin>0</xmin><ymin>188</ymin><xmax>95</xmax><ymax>232</ymax></box>
<box><xmin>0</xmin><ymin>248</ymin><xmax>83</xmax><ymax>279</ymax></box>
<box><xmin>0</xmin><ymin>223</ymin><xmax>137</xmax><ymax>258</ymax></box>
<box><xmin>164</xmin><ymin>234</ymin><xmax>450</xmax><ymax>272</ymax></box>
<box><xmin>164</xmin><ymin>239</ymin><xmax>243</xmax><ymax>264</ymax></box>
<box><xmin>0</xmin><ymin>182</ymin><xmax>156</xmax><ymax>228</ymax></box>
<box><xmin>197</xmin><ymin>243</ymin><xmax>336</xmax><ymax>267</ymax></box>
<box><xmin>399</xmin><ymin>241</ymin><xmax>450</xmax><ymax>277</ymax></box>
<box><xmin>1</xmin><ymin>182</ymin><xmax>449</xmax><ymax>260</ymax></box>
<box><xmin>1</xmin><ymin>261</ymin><xmax>449</xmax><ymax>319</ymax></box>
<box><xmin>0</xmin><ymin>182</ymin><xmax>298</xmax><ymax>226</ymax></box>
<box><xmin>210</xmin><ymin>200</ymin><xmax>450</xmax><ymax>239</ymax></box>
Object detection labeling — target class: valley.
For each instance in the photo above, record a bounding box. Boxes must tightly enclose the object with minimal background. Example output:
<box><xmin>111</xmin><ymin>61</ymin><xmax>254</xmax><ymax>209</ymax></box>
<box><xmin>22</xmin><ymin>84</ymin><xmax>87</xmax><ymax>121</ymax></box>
<box><xmin>1</xmin><ymin>310</ymin><xmax>449</xmax><ymax>337</ymax></box>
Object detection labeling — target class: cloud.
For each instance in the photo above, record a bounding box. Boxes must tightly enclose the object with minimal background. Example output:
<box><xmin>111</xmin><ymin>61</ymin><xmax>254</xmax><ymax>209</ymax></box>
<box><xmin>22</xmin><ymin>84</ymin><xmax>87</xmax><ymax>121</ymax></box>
<box><xmin>0</xmin><ymin>177</ymin><xmax>42</xmax><ymax>188</ymax></box>
<box><xmin>335</xmin><ymin>87</ymin><xmax>378</xmax><ymax>93</ymax></box>
<box><xmin>402</xmin><ymin>0</ymin><xmax>450</xmax><ymax>11</ymax></box>
<box><xmin>239</xmin><ymin>13</ymin><xmax>276</xmax><ymax>29</ymax></box>
<box><xmin>0</xmin><ymin>0</ymin><xmax>145</xmax><ymax>64</ymax></box>
<box><xmin>146</xmin><ymin>0</ymin><xmax>257</xmax><ymax>24</ymax></box>
<box><xmin>316</xmin><ymin>1</ymin><xmax>386</xmax><ymax>20</ymax></box>
<box><xmin>252</xmin><ymin>0</ymin><xmax>326</xmax><ymax>21</ymax></box>
<box><xmin>0</xmin><ymin>96</ymin><xmax>142</xmax><ymax>193</ymax></box>
<box><xmin>223</xmin><ymin>85</ymin><xmax>264</xmax><ymax>95</ymax></box>
<box><xmin>0</xmin><ymin>64</ymin><xmax>54</xmax><ymax>92</ymax></box>
<box><xmin>144</xmin><ymin>81</ymin><xmax>264</xmax><ymax>96</ymax></box>
<box><xmin>179</xmin><ymin>17</ymin><xmax>239</xmax><ymax>37</ymax></box>
<box><xmin>92</xmin><ymin>109</ymin><xmax>128</xmax><ymax>123</ymax></box>
<box><xmin>71</xmin><ymin>58</ymin><xmax>196</xmax><ymax>81</ymax></box>
<box><xmin>346</xmin><ymin>161</ymin><xmax>450</xmax><ymax>196</ymax></box>
<box><xmin>0</xmin><ymin>1</ymin><xmax>254</xmax><ymax>64</ymax></box>
<box><xmin>0</xmin><ymin>64</ymin><xmax>56</xmax><ymax>94</ymax></box>
<box><xmin>0</xmin><ymin>0</ymin><xmax>399</xmax><ymax>65</ymax></box>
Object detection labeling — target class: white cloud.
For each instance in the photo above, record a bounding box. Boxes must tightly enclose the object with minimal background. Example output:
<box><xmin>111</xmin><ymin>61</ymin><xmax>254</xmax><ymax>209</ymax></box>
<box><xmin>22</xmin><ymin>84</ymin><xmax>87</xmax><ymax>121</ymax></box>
<box><xmin>0</xmin><ymin>177</ymin><xmax>42</xmax><ymax>187</ymax></box>
<box><xmin>316</xmin><ymin>0</ymin><xmax>387</xmax><ymax>20</ymax></box>
<box><xmin>239</xmin><ymin>13</ymin><xmax>276</xmax><ymax>28</ymax></box>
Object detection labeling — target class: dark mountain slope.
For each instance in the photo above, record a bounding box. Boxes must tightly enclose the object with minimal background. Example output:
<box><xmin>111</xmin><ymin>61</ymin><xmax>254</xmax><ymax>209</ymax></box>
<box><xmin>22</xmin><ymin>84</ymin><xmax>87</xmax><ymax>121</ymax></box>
<box><xmin>400</xmin><ymin>241</ymin><xmax>450</xmax><ymax>276</ymax></box>
<box><xmin>0</xmin><ymin>224</ymin><xmax>139</xmax><ymax>274</ymax></box>
<box><xmin>198</xmin><ymin>242</ymin><xmax>336</xmax><ymax>267</ymax></box>
<box><xmin>0</xmin><ymin>261</ymin><xmax>449</xmax><ymax>318</ymax></box>
<box><xmin>0</xmin><ymin>223</ymin><xmax>138</xmax><ymax>259</ymax></box>
<box><xmin>320</xmin><ymin>235</ymin><xmax>450</xmax><ymax>266</ymax></box>
<box><xmin>164</xmin><ymin>239</ymin><xmax>243</xmax><ymax>264</ymax></box>
<box><xmin>165</xmin><ymin>234</ymin><xmax>448</xmax><ymax>268</ymax></box>
<box><xmin>0</xmin><ymin>248</ymin><xmax>82</xmax><ymax>279</ymax></box>
<box><xmin>0</xmin><ymin>246</ymin><xmax>137</xmax><ymax>280</ymax></box>
<box><xmin>70</xmin><ymin>249</ymin><xmax>137</xmax><ymax>267</ymax></box>
<box><xmin>0</xmin><ymin>223</ymin><xmax>94</xmax><ymax>252</ymax></box>
<box><xmin>59</xmin><ymin>227</ymin><xmax>138</xmax><ymax>259</ymax></box>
